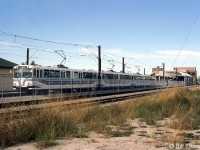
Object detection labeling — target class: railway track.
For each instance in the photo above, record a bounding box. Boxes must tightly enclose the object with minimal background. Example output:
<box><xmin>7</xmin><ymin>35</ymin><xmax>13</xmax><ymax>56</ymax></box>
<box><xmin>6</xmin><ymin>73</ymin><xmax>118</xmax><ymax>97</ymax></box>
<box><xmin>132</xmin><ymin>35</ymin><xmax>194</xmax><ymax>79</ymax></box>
<box><xmin>0</xmin><ymin>86</ymin><xmax>159</xmax><ymax>108</ymax></box>
<box><xmin>0</xmin><ymin>89</ymin><xmax>158</xmax><ymax>113</ymax></box>
<box><xmin>0</xmin><ymin>85</ymin><xmax>199</xmax><ymax>122</ymax></box>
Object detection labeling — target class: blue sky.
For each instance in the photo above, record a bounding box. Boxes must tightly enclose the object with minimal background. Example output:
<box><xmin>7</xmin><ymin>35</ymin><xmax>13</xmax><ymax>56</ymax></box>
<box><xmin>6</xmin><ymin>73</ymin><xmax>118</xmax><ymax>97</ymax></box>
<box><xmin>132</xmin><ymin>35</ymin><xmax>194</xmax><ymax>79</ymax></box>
<box><xmin>0</xmin><ymin>0</ymin><xmax>200</xmax><ymax>74</ymax></box>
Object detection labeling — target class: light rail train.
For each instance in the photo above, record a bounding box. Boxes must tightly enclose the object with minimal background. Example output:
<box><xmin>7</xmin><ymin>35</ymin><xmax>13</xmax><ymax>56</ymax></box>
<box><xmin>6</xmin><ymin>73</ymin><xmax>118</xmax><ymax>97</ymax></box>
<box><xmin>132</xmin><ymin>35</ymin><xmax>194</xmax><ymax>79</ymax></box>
<box><xmin>13</xmin><ymin>65</ymin><xmax>157</xmax><ymax>94</ymax></box>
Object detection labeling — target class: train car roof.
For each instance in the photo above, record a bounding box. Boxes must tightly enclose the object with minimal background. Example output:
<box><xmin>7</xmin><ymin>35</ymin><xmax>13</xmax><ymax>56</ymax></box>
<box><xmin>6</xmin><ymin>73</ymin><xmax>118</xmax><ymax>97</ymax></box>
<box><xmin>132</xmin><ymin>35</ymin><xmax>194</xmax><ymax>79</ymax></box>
<box><xmin>14</xmin><ymin>65</ymin><xmax>97</xmax><ymax>73</ymax></box>
<box><xmin>102</xmin><ymin>70</ymin><xmax>133</xmax><ymax>76</ymax></box>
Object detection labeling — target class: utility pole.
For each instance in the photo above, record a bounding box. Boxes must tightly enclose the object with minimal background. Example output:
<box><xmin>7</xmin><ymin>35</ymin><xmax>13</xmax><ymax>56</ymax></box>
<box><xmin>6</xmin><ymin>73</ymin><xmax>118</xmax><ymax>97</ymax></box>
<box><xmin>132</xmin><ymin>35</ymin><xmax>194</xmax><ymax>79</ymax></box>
<box><xmin>26</xmin><ymin>48</ymin><xmax>29</xmax><ymax>65</ymax></box>
<box><xmin>144</xmin><ymin>68</ymin><xmax>145</xmax><ymax>75</ymax></box>
<box><xmin>122</xmin><ymin>57</ymin><xmax>125</xmax><ymax>73</ymax></box>
<box><xmin>162</xmin><ymin>63</ymin><xmax>165</xmax><ymax>81</ymax></box>
<box><xmin>175</xmin><ymin>68</ymin><xmax>177</xmax><ymax>81</ymax></box>
<box><xmin>98</xmin><ymin>45</ymin><xmax>101</xmax><ymax>88</ymax></box>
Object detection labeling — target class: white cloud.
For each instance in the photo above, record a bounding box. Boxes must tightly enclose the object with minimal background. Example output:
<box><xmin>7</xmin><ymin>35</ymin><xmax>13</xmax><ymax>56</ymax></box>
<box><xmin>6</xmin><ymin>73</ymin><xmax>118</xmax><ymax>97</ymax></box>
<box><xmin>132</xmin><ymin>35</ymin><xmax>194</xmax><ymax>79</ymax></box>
<box><xmin>78</xmin><ymin>47</ymin><xmax>200</xmax><ymax>62</ymax></box>
<box><xmin>0</xmin><ymin>40</ymin><xmax>22</xmax><ymax>48</ymax></box>
<box><xmin>156</xmin><ymin>50</ymin><xmax>191</xmax><ymax>56</ymax></box>
<box><xmin>98</xmin><ymin>48</ymin><xmax>200</xmax><ymax>73</ymax></box>
<box><xmin>105</xmin><ymin>48</ymin><xmax>200</xmax><ymax>60</ymax></box>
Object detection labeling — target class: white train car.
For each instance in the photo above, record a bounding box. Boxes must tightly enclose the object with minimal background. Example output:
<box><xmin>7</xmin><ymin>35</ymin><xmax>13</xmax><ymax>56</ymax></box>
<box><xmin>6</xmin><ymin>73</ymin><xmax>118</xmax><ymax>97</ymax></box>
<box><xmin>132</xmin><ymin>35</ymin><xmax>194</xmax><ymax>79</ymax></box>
<box><xmin>13</xmin><ymin>65</ymin><xmax>97</xmax><ymax>93</ymax></box>
<box><xmin>133</xmin><ymin>74</ymin><xmax>156</xmax><ymax>87</ymax></box>
<box><xmin>101</xmin><ymin>71</ymin><xmax>155</xmax><ymax>88</ymax></box>
<box><xmin>13</xmin><ymin>65</ymin><xmax>157</xmax><ymax>94</ymax></box>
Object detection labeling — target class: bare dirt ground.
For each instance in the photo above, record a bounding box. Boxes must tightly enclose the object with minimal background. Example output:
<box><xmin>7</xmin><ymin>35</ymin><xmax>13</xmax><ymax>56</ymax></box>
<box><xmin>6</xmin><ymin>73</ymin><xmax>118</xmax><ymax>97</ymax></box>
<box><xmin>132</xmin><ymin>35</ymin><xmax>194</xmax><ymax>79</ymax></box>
<box><xmin>4</xmin><ymin>134</ymin><xmax>167</xmax><ymax>150</ymax></box>
<box><xmin>4</xmin><ymin>118</ymin><xmax>200</xmax><ymax>150</ymax></box>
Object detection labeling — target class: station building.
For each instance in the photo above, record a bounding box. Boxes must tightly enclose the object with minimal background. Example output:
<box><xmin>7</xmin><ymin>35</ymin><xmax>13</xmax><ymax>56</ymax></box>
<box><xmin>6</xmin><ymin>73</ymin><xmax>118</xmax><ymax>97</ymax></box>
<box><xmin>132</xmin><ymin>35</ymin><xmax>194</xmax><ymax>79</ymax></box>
<box><xmin>151</xmin><ymin>68</ymin><xmax>194</xmax><ymax>85</ymax></box>
<box><xmin>174</xmin><ymin>67</ymin><xmax>197</xmax><ymax>84</ymax></box>
<box><xmin>0</xmin><ymin>58</ymin><xmax>17</xmax><ymax>91</ymax></box>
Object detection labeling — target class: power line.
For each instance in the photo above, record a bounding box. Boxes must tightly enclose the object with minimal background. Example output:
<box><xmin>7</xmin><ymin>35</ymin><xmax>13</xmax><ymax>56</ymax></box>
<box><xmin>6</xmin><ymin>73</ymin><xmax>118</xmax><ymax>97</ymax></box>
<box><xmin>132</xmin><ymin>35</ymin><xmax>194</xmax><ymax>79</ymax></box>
<box><xmin>0</xmin><ymin>42</ymin><xmax>99</xmax><ymax>62</ymax></box>
<box><xmin>0</xmin><ymin>33</ymin><xmax>153</xmax><ymax>71</ymax></box>
<box><xmin>0</xmin><ymin>40</ymin><xmax>55</xmax><ymax>53</ymax></box>
<box><xmin>102</xmin><ymin>50</ymin><xmax>152</xmax><ymax>68</ymax></box>
<box><xmin>0</xmin><ymin>36</ymin><xmax>152</xmax><ymax>68</ymax></box>
<box><xmin>181</xmin><ymin>51</ymin><xmax>193</xmax><ymax>66</ymax></box>
<box><xmin>170</xmin><ymin>10</ymin><xmax>200</xmax><ymax>69</ymax></box>
<box><xmin>0</xmin><ymin>30</ymin><xmax>97</xmax><ymax>48</ymax></box>
<box><xmin>0</xmin><ymin>52</ymin><xmax>59</xmax><ymax>62</ymax></box>
<box><xmin>181</xmin><ymin>38</ymin><xmax>200</xmax><ymax>66</ymax></box>
<box><xmin>0</xmin><ymin>40</ymin><xmax>98</xmax><ymax>59</ymax></box>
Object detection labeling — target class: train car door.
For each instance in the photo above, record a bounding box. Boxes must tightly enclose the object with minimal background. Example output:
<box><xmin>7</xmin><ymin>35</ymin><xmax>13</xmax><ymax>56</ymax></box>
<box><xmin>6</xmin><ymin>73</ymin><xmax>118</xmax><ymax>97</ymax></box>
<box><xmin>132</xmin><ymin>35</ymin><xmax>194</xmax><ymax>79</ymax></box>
<box><xmin>79</xmin><ymin>72</ymin><xmax>82</xmax><ymax>79</ymax></box>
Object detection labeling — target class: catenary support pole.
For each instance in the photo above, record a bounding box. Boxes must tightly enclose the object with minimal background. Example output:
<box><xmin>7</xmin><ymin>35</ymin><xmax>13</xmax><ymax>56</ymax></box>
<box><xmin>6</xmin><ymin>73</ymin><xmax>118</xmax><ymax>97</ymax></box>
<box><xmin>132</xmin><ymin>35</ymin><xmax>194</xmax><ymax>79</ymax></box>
<box><xmin>98</xmin><ymin>45</ymin><xmax>101</xmax><ymax>89</ymax></box>
<box><xmin>122</xmin><ymin>57</ymin><xmax>125</xmax><ymax>73</ymax></box>
<box><xmin>162</xmin><ymin>63</ymin><xmax>165</xmax><ymax>81</ymax></box>
<box><xmin>27</xmin><ymin>48</ymin><xmax>29</xmax><ymax>65</ymax></box>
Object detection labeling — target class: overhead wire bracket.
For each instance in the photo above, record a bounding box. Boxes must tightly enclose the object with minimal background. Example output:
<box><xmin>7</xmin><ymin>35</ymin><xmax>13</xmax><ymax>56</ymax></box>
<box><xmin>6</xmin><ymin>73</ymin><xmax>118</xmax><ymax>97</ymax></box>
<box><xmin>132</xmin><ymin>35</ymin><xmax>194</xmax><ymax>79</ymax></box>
<box><xmin>55</xmin><ymin>50</ymin><xmax>66</xmax><ymax>65</ymax></box>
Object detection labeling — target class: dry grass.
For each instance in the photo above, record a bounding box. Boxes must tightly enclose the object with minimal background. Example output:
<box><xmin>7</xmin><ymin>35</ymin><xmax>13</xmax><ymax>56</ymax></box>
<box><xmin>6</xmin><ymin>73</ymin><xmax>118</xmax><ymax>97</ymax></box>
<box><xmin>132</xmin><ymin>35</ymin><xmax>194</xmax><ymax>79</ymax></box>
<box><xmin>0</xmin><ymin>87</ymin><xmax>200</xmax><ymax>148</ymax></box>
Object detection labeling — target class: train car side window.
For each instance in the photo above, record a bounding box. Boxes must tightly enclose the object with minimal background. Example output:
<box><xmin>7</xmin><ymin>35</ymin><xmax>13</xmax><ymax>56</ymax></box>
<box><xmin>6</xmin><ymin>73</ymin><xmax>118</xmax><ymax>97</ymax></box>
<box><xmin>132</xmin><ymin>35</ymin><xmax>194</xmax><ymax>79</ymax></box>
<box><xmin>61</xmin><ymin>71</ymin><xmax>65</xmax><ymax>78</ymax></box>
<box><xmin>124</xmin><ymin>75</ymin><xmax>131</xmax><ymax>80</ymax></box>
<box><xmin>104</xmin><ymin>74</ymin><xmax>108</xmax><ymax>79</ymax></box>
<box><xmin>94</xmin><ymin>73</ymin><xmax>97</xmax><ymax>79</ymax></box>
<box><xmin>54</xmin><ymin>70</ymin><xmax>60</xmax><ymax>78</ymax></box>
<box><xmin>83</xmin><ymin>72</ymin><xmax>87</xmax><ymax>79</ymax></box>
<box><xmin>66</xmin><ymin>71</ymin><xmax>70</xmax><ymax>78</ymax></box>
<box><xmin>79</xmin><ymin>72</ymin><xmax>82</xmax><ymax>79</ymax></box>
<box><xmin>50</xmin><ymin>70</ymin><xmax>54</xmax><ymax>78</ymax></box>
<box><xmin>40</xmin><ymin>70</ymin><xmax>43</xmax><ymax>78</ymax></box>
<box><xmin>113</xmin><ymin>74</ymin><xmax>118</xmax><ymax>79</ymax></box>
<box><xmin>33</xmin><ymin>69</ymin><xmax>37</xmax><ymax>78</ymax></box>
<box><xmin>44</xmin><ymin>70</ymin><xmax>50</xmax><ymax>78</ymax></box>
<box><xmin>102</xmin><ymin>74</ymin><xmax>105</xmax><ymax>79</ymax></box>
<box><xmin>49</xmin><ymin>70</ymin><xmax>60</xmax><ymax>78</ymax></box>
<box><xmin>37</xmin><ymin>70</ymin><xmax>40</xmax><ymax>78</ymax></box>
<box><xmin>104</xmin><ymin>74</ymin><xmax>113</xmax><ymax>79</ymax></box>
<box><xmin>83</xmin><ymin>72</ymin><xmax>93</xmax><ymax>79</ymax></box>
<box><xmin>74</xmin><ymin>72</ymin><xmax>79</xmax><ymax>79</ymax></box>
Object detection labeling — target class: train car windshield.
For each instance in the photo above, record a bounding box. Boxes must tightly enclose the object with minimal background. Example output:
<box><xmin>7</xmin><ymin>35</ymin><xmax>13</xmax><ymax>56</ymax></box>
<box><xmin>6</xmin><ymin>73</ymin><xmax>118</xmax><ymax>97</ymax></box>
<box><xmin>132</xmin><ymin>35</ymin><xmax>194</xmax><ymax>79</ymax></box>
<box><xmin>14</xmin><ymin>70</ymin><xmax>21</xmax><ymax>78</ymax></box>
<box><xmin>23</xmin><ymin>72</ymin><xmax>32</xmax><ymax>78</ymax></box>
<box><xmin>14</xmin><ymin>69</ymin><xmax>32</xmax><ymax>78</ymax></box>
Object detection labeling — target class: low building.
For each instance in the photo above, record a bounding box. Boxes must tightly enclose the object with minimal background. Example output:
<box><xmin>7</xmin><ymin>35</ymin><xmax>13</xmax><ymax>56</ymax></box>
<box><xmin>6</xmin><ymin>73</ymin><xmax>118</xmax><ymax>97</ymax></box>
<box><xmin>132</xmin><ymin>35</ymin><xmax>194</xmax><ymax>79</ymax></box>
<box><xmin>151</xmin><ymin>70</ymin><xmax>193</xmax><ymax>86</ymax></box>
<box><xmin>174</xmin><ymin>67</ymin><xmax>197</xmax><ymax>84</ymax></box>
<box><xmin>152</xmin><ymin>67</ymin><xmax>163</xmax><ymax>72</ymax></box>
<box><xmin>0</xmin><ymin>58</ymin><xmax>17</xmax><ymax>91</ymax></box>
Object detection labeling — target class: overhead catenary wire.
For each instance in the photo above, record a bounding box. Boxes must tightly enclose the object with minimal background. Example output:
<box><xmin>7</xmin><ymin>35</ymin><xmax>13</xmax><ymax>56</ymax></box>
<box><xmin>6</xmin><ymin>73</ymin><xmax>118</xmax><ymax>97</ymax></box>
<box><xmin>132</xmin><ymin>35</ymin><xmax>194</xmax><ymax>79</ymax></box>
<box><xmin>0</xmin><ymin>30</ymin><xmax>98</xmax><ymax>48</ymax></box>
<box><xmin>0</xmin><ymin>41</ymin><xmax>55</xmax><ymax>54</ymax></box>
<box><xmin>0</xmin><ymin>51</ymin><xmax>99</xmax><ymax>68</ymax></box>
<box><xmin>0</xmin><ymin>37</ymin><xmax>152</xmax><ymax>71</ymax></box>
<box><xmin>0</xmin><ymin>40</ymin><xmax>98</xmax><ymax>59</ymax></box>
<box><xmin>0</xmin><ymin>40</ymin><xmax>152</xmax><ymax>73</ymax></box>
<box><xmin>102</xmin><ymin>50</ymin><xmax>152</xmax><ymax>68</ymax></box>
<box><xmin>0</xmin><ymin>31</ymin><xmax>152</xmax><ymax>72</ymax></box>
<box><xmin>181</xmin><ymin>37</ymin><xmax>200</xmax><ymax>66</ymax></box>
<box><xmin>170</xmin><ymin>10</ymin><xmax>200</xmax><ymax>70</ymax></box>
<box><xmin>181</xmin><ymin>51</ymin><xmax>193</xmax><ymax>66</ymax></box>
<box><xmin>0</xmin><ymin>51</ymin><xmax>59</xmax><ymax>61</ymax></box>
<box><xmin>0</xmin><ymin>41</ymin><xmax>99</xmax><ymax>61</ymax></box>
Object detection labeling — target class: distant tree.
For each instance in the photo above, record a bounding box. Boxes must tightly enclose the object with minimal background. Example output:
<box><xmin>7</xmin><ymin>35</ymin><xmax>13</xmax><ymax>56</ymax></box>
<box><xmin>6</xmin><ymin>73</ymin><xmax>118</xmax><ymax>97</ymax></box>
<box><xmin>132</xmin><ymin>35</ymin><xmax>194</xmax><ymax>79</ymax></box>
<box><xmin>21</xmin><ymin>61</ymin><xmax>36</xmax><ymax>65</ymax></box>
<box><xmin>30</xmin><ymin>60</ymin><xmax>36</xmax><ymax>66</ymax></box>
